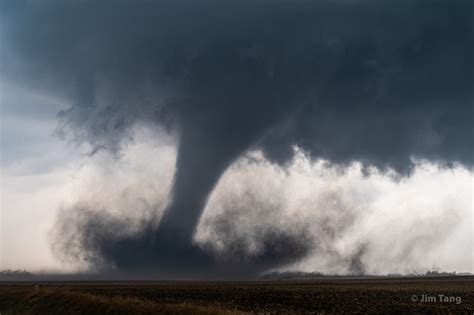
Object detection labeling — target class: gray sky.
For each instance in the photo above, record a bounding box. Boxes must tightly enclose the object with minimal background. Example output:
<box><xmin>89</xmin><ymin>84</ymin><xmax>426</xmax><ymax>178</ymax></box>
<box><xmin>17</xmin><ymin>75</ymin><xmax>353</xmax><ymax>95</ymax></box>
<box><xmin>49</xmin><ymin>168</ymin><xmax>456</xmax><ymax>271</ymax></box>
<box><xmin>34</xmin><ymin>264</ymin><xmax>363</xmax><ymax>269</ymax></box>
<box><xmin>0</xmin><ymin>81</ymin><xmax>75</xmax><ymax>271</ymax></box>
<box><xmin>0</xmin><ymin>84</ymin><xmax>471</xmax><ymax>273</ymax></box>
<box><xmin>0</xmin><ymin>0</ymin><xmax>472</xmax><ymax>277</ymax></box>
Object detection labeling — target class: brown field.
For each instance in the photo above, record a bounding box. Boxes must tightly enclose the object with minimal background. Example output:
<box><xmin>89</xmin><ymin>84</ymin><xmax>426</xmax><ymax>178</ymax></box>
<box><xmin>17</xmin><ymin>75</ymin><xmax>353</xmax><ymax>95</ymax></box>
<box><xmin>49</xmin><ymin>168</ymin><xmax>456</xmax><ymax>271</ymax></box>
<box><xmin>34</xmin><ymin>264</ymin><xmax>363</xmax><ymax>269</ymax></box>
<box><xmin>0</xmin><ymin>276</ymin><xmax>473</xmax><ymax>314</ymax></box>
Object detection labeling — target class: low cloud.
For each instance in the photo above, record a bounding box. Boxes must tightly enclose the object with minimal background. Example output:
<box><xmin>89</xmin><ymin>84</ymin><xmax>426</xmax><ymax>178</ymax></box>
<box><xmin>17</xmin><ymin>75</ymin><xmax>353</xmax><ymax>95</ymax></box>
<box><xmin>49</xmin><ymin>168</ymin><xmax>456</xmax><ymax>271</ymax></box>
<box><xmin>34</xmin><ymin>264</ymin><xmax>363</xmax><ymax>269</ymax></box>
<box><xmin>51</xmin><ymin>144</ymin><xmax>473</xmax><ymax>276</ymax></box>
<box><xmin>197</xmin><ymin>149</ymin><xmax>473</xmax><ymax>275</ymax></box>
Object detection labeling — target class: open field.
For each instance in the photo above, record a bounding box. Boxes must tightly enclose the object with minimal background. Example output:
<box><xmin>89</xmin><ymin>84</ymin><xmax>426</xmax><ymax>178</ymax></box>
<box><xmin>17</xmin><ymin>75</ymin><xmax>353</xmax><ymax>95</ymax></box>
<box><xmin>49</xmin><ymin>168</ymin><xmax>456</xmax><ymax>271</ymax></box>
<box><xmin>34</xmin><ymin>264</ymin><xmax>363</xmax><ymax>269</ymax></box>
<box><xmin>1</xmin><ymin>276</ymin><xmax>473</xmax><ymax>314</ymax></box>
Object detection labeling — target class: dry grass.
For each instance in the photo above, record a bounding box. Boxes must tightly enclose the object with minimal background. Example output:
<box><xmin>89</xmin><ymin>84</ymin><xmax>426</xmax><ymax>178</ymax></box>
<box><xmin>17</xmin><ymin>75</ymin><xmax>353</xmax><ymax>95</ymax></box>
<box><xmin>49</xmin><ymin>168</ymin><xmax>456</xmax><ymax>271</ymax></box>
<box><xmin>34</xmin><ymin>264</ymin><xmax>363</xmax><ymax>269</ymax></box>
<box><xmin>0</xmin><ymin>287</ymin><xmax>248</xmax><ymax>315</ymax></box>
<box><xmin>1</xmin><ymin>277</ymin><xmax>473</xmax><ymax>314</ymax></box>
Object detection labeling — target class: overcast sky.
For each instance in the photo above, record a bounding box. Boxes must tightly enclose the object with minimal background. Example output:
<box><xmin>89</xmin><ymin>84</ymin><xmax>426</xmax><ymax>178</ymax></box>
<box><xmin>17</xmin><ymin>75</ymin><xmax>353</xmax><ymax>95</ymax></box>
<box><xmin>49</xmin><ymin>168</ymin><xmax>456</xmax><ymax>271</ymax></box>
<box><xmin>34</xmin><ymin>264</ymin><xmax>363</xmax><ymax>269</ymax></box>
<box><xmin>1</xmin><ymin>81</ymin><xmax>472</xmax><ymax>274</ymax></box>
<box><xmin>0</xmin><ymin>0</ymin><xmax>472</xmax><ymax>277</ymax></box>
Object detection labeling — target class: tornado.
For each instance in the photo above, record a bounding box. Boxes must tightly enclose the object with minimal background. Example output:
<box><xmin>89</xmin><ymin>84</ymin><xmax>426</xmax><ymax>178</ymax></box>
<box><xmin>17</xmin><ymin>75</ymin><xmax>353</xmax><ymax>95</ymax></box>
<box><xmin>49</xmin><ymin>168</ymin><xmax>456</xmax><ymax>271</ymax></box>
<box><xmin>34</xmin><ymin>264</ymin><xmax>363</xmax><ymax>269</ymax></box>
<box><xmin>1</xmin><ymin>0</ymin><xmax>472</xmax><ymax>276</ymax></box>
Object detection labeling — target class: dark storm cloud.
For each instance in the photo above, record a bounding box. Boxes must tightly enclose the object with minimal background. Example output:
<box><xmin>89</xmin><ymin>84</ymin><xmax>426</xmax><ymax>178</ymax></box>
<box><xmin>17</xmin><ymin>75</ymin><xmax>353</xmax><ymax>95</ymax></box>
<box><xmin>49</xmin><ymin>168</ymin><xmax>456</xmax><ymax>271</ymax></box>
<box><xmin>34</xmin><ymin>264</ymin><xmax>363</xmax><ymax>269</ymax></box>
<box><xmin>1</xmin><ymin>0</ymin><xmax>472</xmax><ymax>276</ymax></box>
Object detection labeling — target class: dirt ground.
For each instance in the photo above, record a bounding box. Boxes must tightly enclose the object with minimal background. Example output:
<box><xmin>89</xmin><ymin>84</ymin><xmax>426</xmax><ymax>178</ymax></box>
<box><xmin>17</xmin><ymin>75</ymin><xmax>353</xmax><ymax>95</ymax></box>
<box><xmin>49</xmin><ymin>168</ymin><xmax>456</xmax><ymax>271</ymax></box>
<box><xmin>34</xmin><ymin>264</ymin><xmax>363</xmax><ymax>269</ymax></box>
<box><xmin>0</xmin><ymin>276</ymin><xmax>473</xmax><ymax>314</ymax></box>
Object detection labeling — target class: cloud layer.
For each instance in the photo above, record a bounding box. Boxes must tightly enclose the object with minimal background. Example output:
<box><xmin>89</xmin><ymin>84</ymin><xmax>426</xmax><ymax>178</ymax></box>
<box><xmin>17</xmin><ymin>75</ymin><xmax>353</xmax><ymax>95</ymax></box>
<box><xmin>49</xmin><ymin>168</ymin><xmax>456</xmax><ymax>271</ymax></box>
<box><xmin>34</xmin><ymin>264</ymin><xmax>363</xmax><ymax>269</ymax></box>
<box><xmin>198</xmin><ymin>149</ymin><xmax>473</xmax><ymax>275</ymax></box>
<box><xmin>51</xmin><ymin>145</ymin><xmax>473</xmax><ymax>276</ymax></box>
<box><xmin>1</xmin><ymin>0</ymin><xmax>472</xmax><ymax>276</ymax></box>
